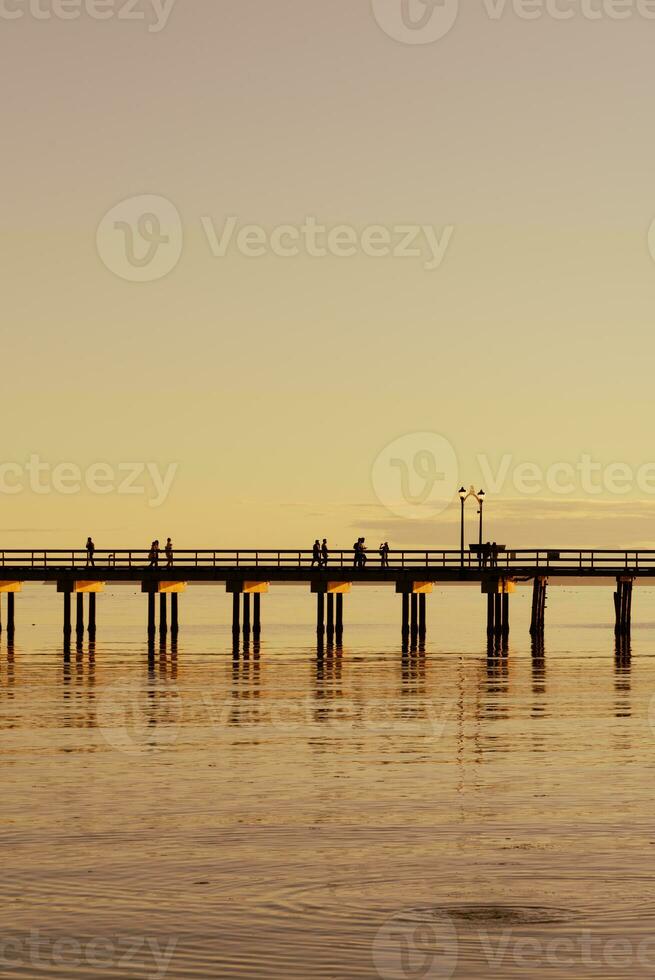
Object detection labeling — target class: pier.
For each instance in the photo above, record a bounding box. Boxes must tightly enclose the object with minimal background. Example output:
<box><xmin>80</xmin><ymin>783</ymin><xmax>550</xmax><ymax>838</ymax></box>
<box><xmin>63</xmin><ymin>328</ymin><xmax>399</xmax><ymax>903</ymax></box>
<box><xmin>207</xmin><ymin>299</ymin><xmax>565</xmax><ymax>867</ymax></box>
<box><xmin>0</xmin><ymin>547</ymin><xmax>652</xmax><ymax>647</ymax></box>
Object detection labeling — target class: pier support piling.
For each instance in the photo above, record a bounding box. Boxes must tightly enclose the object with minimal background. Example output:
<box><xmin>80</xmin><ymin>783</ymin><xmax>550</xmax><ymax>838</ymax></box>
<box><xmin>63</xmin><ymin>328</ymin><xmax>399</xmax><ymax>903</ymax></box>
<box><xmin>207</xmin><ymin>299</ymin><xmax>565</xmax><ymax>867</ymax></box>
<box><xmin>171</xmin><ymin>593</ymin><xmax>179</xmax><ymax>636</ymax></box>
<box><xmin>232</xmin><ymin>591</ymin><xmax>240</xmax><ymax>636</ymax></box>
<box><xmin>336</xmin><ymin>593</ymin><xmax>343</xmax><ymax>639</ymax></box>
<box><xmin>88</xmin><ymin>593</ymin><xmax>96</xmax><ymax>636</ymax></box>
<box><xmin>253</xmin><ymin>593</ymin><xmax>261</xmax><ymax>637</ymax></box>
<box><xmin>316</xmin><ymin>591</ymin><xmax>325</xmax><ymax>637</ymax></box>
<box><xmin>530</xmin><ymin>577</ymin><xmax>547</xmax><ymax>635</ymax></box>
<box><xmin>410</xmin><ymin>593</ymin><xmax>418</xmax><ymax>638</ymax></box>
<box><xmin>326</xmin><ymin>593</ymin><xmax>334</xmax><ymax>639</ymax></box>
<box><xmin>76</xmin><ymin>592</ymin><xmax>84</xmax><ymax>637</ymax></box>
<box><xmin>486</xmin><ymin>592</ymin><xmax>495</xmax><ymax>636</ymax></box>
<box><xmin>402</xmin><ymin>593</ymin><xmax>410</xmax><ymax>641</ymax></box>
<box><xmin>7</xmin><ymin>593</ymin><xmax>15</xmax><ymax>639</ymax></box>
<box><xmin>501</xmin><ymin>592</ymin><xmax>509</xmax><ymax>637</ymax></box>
<box><xmin>614</xmin><ymin>577</ymin><xmax>633</xmax><ymax>635</ymax></box>
<box><xmin>63</xmin><ymin>591</ymin><xmax>72</xmax><ymax>639</ymax></box>
<box><xmin>418</xmin><ymin>593</ymin><xmax>427</xmax><ymax>639</ymax></box>
<box><xmin>484</xmin><ymin>578</ymin><xmax>514</xmax><ymax>639</ymax></box>
<box><xmin>243</xmin><ymin>593</ymin><xmax>251</xmax><ymax>637</ymax></box>
<box><xmin>147</xmin><ymin>591</ymin><xmax>156</xmax><ymax>637</ymax></box>
<box><xmin>494</xmin><ymin>593</ymin><xmax>502</xmax><ymax>636</ymax></box>
<box><xmin>160</xmin><ymin>593</ymin><xmax>168</xmax><ymax>635</ymax></box>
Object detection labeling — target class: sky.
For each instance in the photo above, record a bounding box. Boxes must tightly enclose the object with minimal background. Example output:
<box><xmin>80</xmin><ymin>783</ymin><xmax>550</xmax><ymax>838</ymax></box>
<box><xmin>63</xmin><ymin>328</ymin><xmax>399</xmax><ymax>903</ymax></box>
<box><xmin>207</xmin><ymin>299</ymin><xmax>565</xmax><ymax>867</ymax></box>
<box><xmin>3</xmin><ymin>0</ymin><xmax>655</xmax><ymax>551</ymax></box>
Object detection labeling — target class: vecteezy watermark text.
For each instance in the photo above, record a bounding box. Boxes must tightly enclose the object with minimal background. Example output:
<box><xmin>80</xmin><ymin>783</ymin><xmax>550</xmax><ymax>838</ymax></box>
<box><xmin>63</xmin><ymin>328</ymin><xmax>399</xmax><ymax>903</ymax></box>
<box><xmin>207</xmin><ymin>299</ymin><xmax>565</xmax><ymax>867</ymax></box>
<box><xmin>201</xmin><ymin>216</ymin><xmax>454</xmax><ymax>271</ymax></box>
<box><xmin>372</xmin><ymin>432</ymin><xmax>655</xmax><ymax>519</ymax></box>
<box><xmin>0</xmin><ymin>456</ymin><xmax>178</xmax><ymax>507</ymax></box>
<box><xmin>373</xmin><ymin>908</ymin><xmax>655</xmax><ymax>979</ymax></box>
<box><xmin>96</xmin><ymin>195</ymin><xmax>455</xmax><ymax>282</ymax></box>
<box><xmin>0</xmin><ymin>930</ymin><xmax>177</xmax><ymax>978</ymax></box>
<box><xmin>0</xmin><ymin>0</ymin><xmax>176</xmax><ymax>31</ymax></box>
<box><xmin>371</xmin><ymin>0</ymin><xmax>655</xmax><ymax>45</ymax></box>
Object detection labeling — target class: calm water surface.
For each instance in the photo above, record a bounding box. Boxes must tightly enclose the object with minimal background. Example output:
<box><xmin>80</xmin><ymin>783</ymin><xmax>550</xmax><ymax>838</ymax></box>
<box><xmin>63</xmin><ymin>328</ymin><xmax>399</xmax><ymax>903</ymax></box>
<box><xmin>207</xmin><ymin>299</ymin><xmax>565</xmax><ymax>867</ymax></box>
<box><xmin>2</xmin><ymin>583</ymin><xmax>655</xmax><ymax>979</ymax></box>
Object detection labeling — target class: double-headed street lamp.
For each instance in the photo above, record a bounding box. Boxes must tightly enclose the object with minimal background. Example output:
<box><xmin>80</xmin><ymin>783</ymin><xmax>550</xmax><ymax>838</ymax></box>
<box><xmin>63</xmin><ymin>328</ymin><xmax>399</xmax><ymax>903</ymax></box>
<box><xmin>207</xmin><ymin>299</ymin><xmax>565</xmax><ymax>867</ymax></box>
<box><xmin>459</xmin><ymin>485</ymin><xmax>485</xmax><ymax>567</ymax></box>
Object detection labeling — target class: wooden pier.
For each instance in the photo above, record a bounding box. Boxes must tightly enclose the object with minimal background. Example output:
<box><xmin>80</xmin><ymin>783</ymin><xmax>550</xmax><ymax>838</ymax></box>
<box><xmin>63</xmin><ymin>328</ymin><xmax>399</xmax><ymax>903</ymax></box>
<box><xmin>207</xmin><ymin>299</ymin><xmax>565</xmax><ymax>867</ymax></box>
<box><xmin>0</xmin><ymin>547</ymin><xmax>651</xmax><ymax>647</ymax></box>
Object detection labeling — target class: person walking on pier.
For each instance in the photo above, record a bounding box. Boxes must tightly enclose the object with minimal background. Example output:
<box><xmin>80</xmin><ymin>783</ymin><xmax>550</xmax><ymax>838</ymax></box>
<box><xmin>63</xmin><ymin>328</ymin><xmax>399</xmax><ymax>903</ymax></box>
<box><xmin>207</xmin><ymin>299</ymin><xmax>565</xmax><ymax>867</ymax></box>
<box><xmin>86</xmin><ymin>537</ymin><xmax>95</xmax><ymax>567</ymax></box>
<box><xmin>491</xmin><ymin>542</ymin><xmax>499</xmax><ymax>568</ymax></box>
<box><xmin>353</xmin><ymin>537</ymin><xmax>367</xmax><ymax>568</ymax></box>
<box><xmin>321</xmin><ymin>538</ymin><xmax>329</xmax><ymax>567</ymax></box>
<box><xmin>165</xmin><ymin>537</ymin><xmax>174</xmax><ymax>567</ymax></box>
<box><xmin>379</xmin><ymin>541</ymin><xmax>390</xmax><ymax>568</ymax></box>
<box><xmin>482</xmin><ymin>542</ymin><xmax>491</xmax><ymax>568</ymax></box>
<box><xmin>311</xmin><ymin>540</ymin><xmax>321</xmax><ymax>566</ymax></box>
<box><xmin>148</xmin><ymin>540</ymin><xmax>160</xmax><ymax>567</ymax></box>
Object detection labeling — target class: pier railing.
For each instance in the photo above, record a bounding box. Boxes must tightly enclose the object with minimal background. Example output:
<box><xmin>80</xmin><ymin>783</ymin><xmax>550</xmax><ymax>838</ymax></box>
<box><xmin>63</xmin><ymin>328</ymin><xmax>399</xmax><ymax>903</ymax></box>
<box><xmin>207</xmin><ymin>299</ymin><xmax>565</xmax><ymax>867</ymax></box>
<box><xmin>0</xmin><ymin>548</ymin><xmax>653</xmax><ymax>571</ymax></box>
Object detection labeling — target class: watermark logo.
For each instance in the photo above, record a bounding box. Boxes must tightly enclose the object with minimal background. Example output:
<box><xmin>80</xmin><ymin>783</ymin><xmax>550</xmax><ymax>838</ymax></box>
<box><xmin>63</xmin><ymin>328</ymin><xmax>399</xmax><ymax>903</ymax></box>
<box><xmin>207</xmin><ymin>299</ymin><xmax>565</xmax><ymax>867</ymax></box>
<box><xmin>373</xmin><ymin>908</ymin><xmax>458</xmax><ymax>979</ymax></box>
<box><xmin>97</xmin><ymin>195</ymin><xmax>183</xmax><ymax>282</ymax></box>
<box><xmin>371</xmin><ymin>0</ymin><xmax>460</xmax><ymax>44</ymax></box>
<box><xmin>96</xmin><ymin>680</ymin><xmax>183</xmax><ymax>755</ymax></box>
<box><xmin>372</xmin><ymin>433</ymin><xmax>458</xmax><ymax>520</ymax></box>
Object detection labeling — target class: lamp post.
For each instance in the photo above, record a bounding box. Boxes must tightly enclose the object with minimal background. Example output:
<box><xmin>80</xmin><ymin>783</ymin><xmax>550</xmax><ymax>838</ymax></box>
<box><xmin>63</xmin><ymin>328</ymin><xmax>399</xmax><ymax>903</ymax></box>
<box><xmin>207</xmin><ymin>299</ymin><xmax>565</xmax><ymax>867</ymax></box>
<box><xmin>459</xmin><ymin>485</ymin><xmax>486</xmax><ymax>568</ymax></box>
<box><xmin>459</xmin><ymin>487</ymin><xmax>467</xmax><ymax>567</ymax></box>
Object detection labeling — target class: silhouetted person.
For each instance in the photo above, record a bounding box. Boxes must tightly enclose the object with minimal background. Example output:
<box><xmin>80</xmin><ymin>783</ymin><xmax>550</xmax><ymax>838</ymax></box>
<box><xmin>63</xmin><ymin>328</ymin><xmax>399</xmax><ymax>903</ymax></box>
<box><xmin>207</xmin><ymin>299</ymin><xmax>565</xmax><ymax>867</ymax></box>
<box><xmin>379</xmin><ymin>541</ymin><xmax>390</xmax><ymax>568</ymax></box>
<box><xmin>491</xmin><ymin>542</ymin><xmax>499</xmax><ymax>567</ymax></box>
<box><xmin>358</xmin><ymin>538</ymin><xmax>368</xmax><ymax>568</ymax></box>
<box><xmin>165</xmin><ymin>537</ymin><xmax>173</xmax><ymax>567</ymax></box>
<box><xmin>321</xmin><ymin>538</ymin><xmax>329</xmax><ymax>567</ymax></box>
<box><xmin>148</xmin><ymin>540</ymin><xmax>159</xmax><ymax>567</ymax></box>
<box><xmin>483</xmin><ymin>541</ymin><xmax>492</xmax><ymax>568</ymax></box>
<box><xmin>86</xmin><ymin>537</ymin><xmax>95</xmax><ymax>566</ymax></box>
<box><xmin>311</xmin><ymin>539</ymin><xmax>321</xmax><ymax>566</ymax></box>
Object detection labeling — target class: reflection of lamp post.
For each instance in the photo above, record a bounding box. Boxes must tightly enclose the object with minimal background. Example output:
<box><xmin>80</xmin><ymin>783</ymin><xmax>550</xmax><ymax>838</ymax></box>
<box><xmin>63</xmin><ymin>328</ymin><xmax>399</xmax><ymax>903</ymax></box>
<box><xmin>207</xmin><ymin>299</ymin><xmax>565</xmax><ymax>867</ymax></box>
<box><xmin>459</xmin><ymin>485</ymin><xmax>485</xmax><ymax>567</ymax></box>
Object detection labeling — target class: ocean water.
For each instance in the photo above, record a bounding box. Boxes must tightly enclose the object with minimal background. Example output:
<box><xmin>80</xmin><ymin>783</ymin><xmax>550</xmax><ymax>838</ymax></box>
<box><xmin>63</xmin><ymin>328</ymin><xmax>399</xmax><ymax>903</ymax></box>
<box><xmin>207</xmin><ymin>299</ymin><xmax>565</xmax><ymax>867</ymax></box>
<box><xmin>1</xmin><ymin>582</ymin><xmax>655</xmax><ymax>979</ymax></box>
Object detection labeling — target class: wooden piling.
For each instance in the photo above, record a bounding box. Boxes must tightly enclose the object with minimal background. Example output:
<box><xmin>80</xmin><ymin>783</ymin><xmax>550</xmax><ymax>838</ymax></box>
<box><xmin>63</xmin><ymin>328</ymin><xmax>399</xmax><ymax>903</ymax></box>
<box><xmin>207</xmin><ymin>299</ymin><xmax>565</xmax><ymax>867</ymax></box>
<box><xmin>230</xmin><ymin>591</ymin><xmax>240</xmax><ymax>636</ymax></box>
<box><xmin>253</xmin><ymin>593</ymin><xmax>261</xmax><ymax>636</ymax></box>
<box><xmin>402</xmin><ymin>593</ymin><xmax>409</xmax><ymax>639</ymax></box>
<box><xmin>530</xmin><ymin>577</ymin><xmax>547</xmax><ymax>635</ymax></box>
<box><xmin>336</xmin><ymin>593</ymin><xmax>343</xmax><ymax>637</ymax></box>
<box><xmin>63</xmin><ymin>591</ymin><xmax>72</xmax><ymax>638</ymax></box>
<box><xmin>316</xmin><ymin>591</ymin><xmax>325</xmax><ymax>636</ymax></box>
<box><xmin>88</xmin><ymin>592</ymin><xmax>96</xmax><ymax>635</ymax></box>
<box><xmin>76</xmin><ymin>592</ymin><xmax>84</xmax><ymax>636</ymax></box>
<box><xmin>410</xmin><ymin>593</ymin><xmax>418</xmax><ymax>636</ymax></box>
<box><xmin>614</xmin><ymin>577</ymin><xmax>633</xmax><ymax>635</ymax></box>
<box><xmin>7</xmin><ymin>593</ymin><xmax>15</xmax><ymax>638</ymax></box>
<box><xmin>147</xmin><ymin>591</ymin><xmax>156</xmax><ymax>637</ymax></box>
<box><xmin>326</xmin><ymin>593</ymin><xmax>334</xmax><ymax>638</ymax></box>
<box><xmin>160</xmin><ymin>593</ymin><xmax>167</xmax><ymax>634</ymax></box>
<box><xmin>418</xmin><ymin>593</ymin><xmax>426</xmax><ymax>638</ymax></box>
<box><xmin>243</xmin><ymin>593</ymin><xmax>251</xmax><ymax>637</ymax></box>
<box><xmin>501</xmin><ymin>592</ymin><xmax>509</xmax><ymax>637</ymax></box>
<box><xmin>487</xmin><ymin>592</ymin><xmax>495</xmax><ymax>635</ymax></box>
<box><xmin>171</xmin><ymin>593</ymin><xmax>179</xmax><ymax>636</ymax></box>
